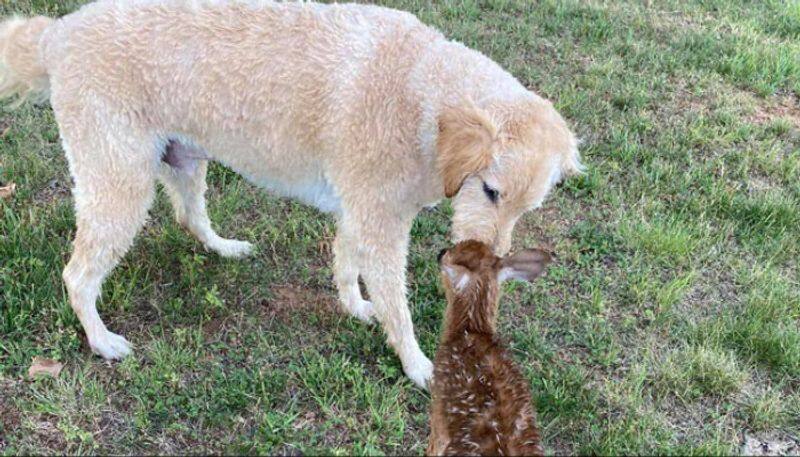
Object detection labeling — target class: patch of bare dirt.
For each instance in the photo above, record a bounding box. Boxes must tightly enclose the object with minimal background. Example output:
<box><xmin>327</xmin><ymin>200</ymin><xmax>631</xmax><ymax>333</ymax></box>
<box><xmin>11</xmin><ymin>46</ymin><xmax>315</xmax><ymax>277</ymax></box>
<box><xmin>742</xmin><ymin>432</ymin><xmax>800</xmax><ymax>456</ymax></box>
<box><xmin>748</xmin><ymin>175</ymin><xmax>779</xmax><ymax>193</ymax></box>
<box><xmin>31</xmin><ymin>420</ymin><xmax>66</xmax><ymax>448</ymax></box>
<box><xmin>201</xmin><ymin>315</ymin><xmax>228</xmax><ymax>340</ymax></box>
<box><xmin>260</xmin><ymin>284</ymin><xmax>337</xmax><ymax>320</ymax></box>
<box><xmin>34</xmin><ymin>178</ymin><xmax>70</xmax><ymax>204</ymax></box>
<box><xmin>0</xmin><ymin>380</ymin><xmax>22</xmax><ymax>450</ymax></box>
<box><xmin>0</xmin><ymin>116</ymin><xmax>12</xmax><ymax>138</ymax></box>
<box><xmin>749</xmin><ymin>94</ymin><xmax>800</xmax><ymax>130</ymax></box>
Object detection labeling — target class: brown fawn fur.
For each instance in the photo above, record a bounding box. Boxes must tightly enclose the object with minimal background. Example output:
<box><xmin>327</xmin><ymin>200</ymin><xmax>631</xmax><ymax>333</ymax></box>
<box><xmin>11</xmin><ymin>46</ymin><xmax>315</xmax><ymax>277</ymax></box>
<box><xmin>428</xmin><ymin>240</ymin><xmax>552</xmax><ymax>456</ymax></box>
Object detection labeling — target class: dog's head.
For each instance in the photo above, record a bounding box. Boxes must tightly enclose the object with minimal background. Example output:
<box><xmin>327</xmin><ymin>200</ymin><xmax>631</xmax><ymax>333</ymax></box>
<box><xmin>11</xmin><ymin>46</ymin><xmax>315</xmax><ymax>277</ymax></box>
<box><xmin>437</xmin><ymin>98</ymin><xmax>581</xmax><ymax>255</ymax></box>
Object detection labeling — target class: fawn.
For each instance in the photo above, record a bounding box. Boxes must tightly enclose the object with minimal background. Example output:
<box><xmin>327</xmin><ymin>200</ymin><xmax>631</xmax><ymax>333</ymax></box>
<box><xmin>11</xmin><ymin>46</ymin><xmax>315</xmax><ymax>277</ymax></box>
<box><xmin>428</xmin><ymin>240</ymin><xmax>552</xmax><ymax>456</ymax></box>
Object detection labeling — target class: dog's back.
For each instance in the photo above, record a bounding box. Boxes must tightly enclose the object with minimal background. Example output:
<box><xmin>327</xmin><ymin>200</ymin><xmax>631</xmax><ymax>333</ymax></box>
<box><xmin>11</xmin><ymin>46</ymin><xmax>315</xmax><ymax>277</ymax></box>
<box><xmin>3</xmin><ymin>0</ymin><xmax>441</xmax><ymax>171</ymax></box>
<box><xmin>4</xmin><ymin>0</ymin><xmax>444</xmax><ymax>208</ymax></box>
<box><xmin>429</xmin><ymin>241</ymin><xmax>550</xmax><ymax>456</ymax></box>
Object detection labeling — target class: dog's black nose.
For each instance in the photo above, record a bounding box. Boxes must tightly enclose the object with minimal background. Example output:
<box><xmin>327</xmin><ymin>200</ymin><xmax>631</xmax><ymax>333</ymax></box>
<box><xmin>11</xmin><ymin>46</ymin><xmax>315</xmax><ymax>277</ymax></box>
<box><xmin>437</xmin><ymin>248</ymin><xmax>447</xmax><ymax>264</ymax></box>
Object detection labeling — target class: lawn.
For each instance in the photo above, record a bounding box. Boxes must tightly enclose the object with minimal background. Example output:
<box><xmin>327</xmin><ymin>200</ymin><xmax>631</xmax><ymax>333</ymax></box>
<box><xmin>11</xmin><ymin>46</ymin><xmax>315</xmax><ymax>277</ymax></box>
<box><xmin>1</xmin><ymin>0</ymin><xmax>799</xmax><ymax>454</ymax></box>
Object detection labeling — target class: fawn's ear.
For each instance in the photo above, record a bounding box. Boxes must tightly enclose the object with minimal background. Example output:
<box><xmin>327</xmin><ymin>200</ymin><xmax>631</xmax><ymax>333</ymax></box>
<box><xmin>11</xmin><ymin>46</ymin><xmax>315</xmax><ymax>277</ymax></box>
<box><xmin>498</xmin><ymin>248</ymin><xmax>553</xmax><ymax>283</ymax></box>
<box><xmin>437</xmin><ymin>103</ymin><xmax>498</xmax><ymax>198</ymax></box>
<box><xmin>441</xmin><ymin>263</ymin><xmax>472</xmax><ymax>292</ymax></box>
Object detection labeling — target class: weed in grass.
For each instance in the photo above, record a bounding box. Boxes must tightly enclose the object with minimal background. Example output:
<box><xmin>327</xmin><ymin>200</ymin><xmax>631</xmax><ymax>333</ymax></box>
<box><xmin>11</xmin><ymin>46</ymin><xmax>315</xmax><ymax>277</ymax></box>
<box><xmin>745</xmin><ymin>388</ymin><xmax>788</xmax><ymax>432</ymax></box>
<box><xmin>654</xmin><ymin>345</ymin><xmax>749</xmax><ymax>401</ymax></box>
<box><xmin>580</xmin><ymin>410</ymin><xmax>673</xmax><ymax>456</ymax></box>
<box><xmin>620</xmin><ymin>217</ymin><xmax>700</xmax><ymax>265</ymax></box>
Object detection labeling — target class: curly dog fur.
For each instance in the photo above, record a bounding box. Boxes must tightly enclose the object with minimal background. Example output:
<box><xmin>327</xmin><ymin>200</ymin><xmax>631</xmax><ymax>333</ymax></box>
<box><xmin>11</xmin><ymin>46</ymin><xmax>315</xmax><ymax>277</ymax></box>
<box><xmin>0</xmin><ymin>0</ymin><xmax>580</xmax><ymax>388</ymax></box>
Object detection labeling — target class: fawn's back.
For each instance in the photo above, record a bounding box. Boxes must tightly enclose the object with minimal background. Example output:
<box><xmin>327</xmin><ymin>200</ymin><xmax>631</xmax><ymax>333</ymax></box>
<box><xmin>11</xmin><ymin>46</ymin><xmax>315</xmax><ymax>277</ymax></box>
<box><xmin>429</xmin><ymin>332</ymin><xmax>543</xmax><ymax>456</ymax></box>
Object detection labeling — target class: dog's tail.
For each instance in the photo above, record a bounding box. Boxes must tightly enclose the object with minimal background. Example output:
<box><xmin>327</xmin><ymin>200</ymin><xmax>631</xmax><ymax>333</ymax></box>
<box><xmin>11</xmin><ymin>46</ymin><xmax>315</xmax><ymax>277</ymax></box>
<box><xmin>0</xmin><ymin>16</ymin><xmax>54</xmax><ymax>106</ymax></box>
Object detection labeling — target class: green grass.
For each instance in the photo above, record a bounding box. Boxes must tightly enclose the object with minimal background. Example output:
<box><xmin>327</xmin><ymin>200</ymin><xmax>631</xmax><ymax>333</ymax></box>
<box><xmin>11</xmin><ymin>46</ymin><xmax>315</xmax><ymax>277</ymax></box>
<box><xmin>2</xmin><ymin>0</ymin><xmax>800</xmax><ymax>454</ymax></box>
<box><xmin>654</xmin><ymin>344</ymin><xmax>749</xmax><ymax>400</ymax></box>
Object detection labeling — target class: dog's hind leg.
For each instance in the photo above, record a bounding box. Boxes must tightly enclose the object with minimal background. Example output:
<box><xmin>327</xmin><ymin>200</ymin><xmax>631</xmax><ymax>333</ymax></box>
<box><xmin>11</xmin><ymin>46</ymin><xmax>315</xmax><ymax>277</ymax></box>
<box><xmin>159</xmin><ymin>141</ymin><xmax>253</xmax><ymax>258</ymax></box>
<box><xmin>59</xmin><ymin>127</ymin><xmax>158</xmax><ymax>360</ymax></box>
<box><xmin>332</xmin><ymin>226</ymin><xmax>375</xmax><ymax>322</ymax></box>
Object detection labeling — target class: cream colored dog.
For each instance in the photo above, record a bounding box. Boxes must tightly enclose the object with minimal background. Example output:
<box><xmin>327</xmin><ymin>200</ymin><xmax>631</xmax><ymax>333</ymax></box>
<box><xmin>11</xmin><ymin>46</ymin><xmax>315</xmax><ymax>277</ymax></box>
<box><xmin>0</xmin><ymin>1</ymin><xmax>580</xmax><ymax>388</ymax></box>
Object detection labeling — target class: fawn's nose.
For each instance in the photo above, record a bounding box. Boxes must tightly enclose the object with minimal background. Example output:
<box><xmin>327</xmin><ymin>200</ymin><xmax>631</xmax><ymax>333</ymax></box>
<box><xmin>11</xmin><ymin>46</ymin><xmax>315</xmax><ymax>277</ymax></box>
<box><xmin>437</xmin><ymin>248</ymin><xmax>447</xmax><ymax>265</ymax></box>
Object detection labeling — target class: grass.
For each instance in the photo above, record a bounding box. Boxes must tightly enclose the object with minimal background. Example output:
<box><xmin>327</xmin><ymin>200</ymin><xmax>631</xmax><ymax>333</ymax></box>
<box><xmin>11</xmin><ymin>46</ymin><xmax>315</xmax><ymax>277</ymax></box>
<box><xmin>654</xmin><ymin>344</ymin><xmax>749</xmax><ymax>400</ymax></box>
<box><xmin>1</xmin><ymin>0</ymin><xmax>800</xmax><ymax>454</ymax></box>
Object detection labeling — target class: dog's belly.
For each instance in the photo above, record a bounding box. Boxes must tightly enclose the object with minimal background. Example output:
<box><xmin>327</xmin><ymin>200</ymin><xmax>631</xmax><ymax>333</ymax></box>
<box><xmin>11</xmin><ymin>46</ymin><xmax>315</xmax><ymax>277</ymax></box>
<box><xmin>255</xmin><ymin>173</ymin><xmax>342</xmax><ymax>214</ymax></box>
<box><xmin>223</xmin><ymin>157</ymin><xmax>343</xmax><ymax>214</ymax></box>
<box><xmin>188</xmin><ymin>135</ymin><xmax>343</xmax><ymax>214</ymax></box>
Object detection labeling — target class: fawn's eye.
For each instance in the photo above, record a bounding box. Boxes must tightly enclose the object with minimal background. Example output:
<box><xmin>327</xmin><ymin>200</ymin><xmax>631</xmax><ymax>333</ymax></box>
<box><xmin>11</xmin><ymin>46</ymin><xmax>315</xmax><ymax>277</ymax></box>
<box><xmin>483</xmin><ymin>182</ymin><xmax>499</xmax><ymax>204</ymax></box>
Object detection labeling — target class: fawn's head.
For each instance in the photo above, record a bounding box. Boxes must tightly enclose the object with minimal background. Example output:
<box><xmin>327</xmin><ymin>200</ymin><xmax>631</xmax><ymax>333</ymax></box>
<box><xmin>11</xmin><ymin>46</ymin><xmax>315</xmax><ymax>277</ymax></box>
<box><xmin>438</xmin><ymin>240</ymin><xmax>552</xmax><ymax>339</ymax></box>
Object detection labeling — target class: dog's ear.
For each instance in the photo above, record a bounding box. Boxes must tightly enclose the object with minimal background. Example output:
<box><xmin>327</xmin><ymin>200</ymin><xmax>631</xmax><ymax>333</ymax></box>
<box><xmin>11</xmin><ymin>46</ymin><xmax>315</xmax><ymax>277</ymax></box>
<box><xmin>498</xmin><ymin>248</ymin><xmax>552</xmax><ymax>283</ymax></box>
<box><xmin>437</xmin><ymin>103</ymin><xmax>497</xmax><ymax>198</ymax></box>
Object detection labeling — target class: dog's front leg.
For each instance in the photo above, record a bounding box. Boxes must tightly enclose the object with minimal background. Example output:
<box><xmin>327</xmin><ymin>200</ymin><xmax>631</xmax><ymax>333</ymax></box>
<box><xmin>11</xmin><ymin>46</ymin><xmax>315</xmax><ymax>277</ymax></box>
<box><xmin>352</xmin><ymin>215</ymin><xmax>433</xmax><ymax>389</ymax></box>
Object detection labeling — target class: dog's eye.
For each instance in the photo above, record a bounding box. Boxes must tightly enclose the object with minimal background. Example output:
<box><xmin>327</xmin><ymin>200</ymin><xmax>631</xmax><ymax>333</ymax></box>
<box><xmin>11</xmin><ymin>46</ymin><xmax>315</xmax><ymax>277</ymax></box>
<box><xmin>483</xmin><ymin>182</ymin><xmax>499</xmax><ymax>203</ymax></box>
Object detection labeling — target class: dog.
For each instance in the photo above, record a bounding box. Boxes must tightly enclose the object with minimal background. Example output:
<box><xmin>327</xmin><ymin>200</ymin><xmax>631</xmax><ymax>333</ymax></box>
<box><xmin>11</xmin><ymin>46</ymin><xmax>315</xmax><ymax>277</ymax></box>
<box><xmin>428</xmin><ymin>240</ymin><xmax>551</xmax><ymax>455</ymax></box>
<box><xmin>0</xmin><ymin>0</ymin><xmax>580</xmax><ymax>388</ymax></box>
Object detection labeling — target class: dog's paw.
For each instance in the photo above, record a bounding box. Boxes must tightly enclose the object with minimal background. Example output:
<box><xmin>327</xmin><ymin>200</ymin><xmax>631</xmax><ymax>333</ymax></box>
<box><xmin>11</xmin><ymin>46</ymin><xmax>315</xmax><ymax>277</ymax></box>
<box><xmin>403</xmin><ymin>352</ymin><xmax>434</xmax><ymax>390</ymax></box>
<box><xmin>208</xmin><ymin>238</ymin><xmax>254</xmax><ymax>258</ymax></box>
<box><xmin>89</xmin><ymin>331</ymin><xmax>132</xmax><ymax>360</ymax></box>
<box><xmin>346</xmin><ymin>298</ymin><xmax>376</xmax><ymax>323</ymax></box>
